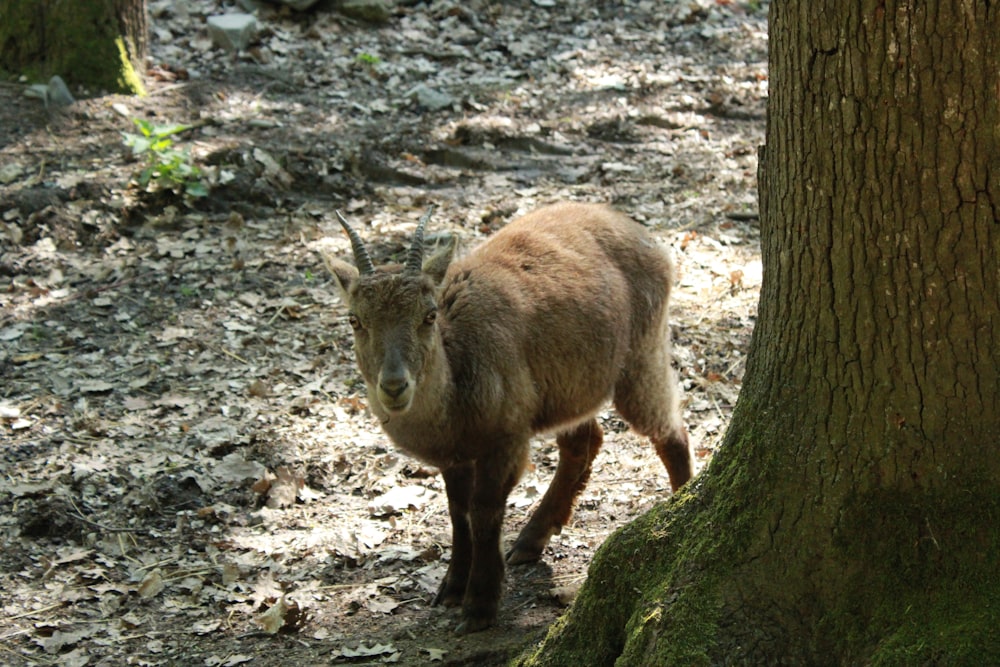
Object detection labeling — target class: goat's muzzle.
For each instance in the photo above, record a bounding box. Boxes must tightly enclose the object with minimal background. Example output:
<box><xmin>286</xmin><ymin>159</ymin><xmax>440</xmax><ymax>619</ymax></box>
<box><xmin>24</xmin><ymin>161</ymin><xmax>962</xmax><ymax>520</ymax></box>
<box><xmin>376</xmin><ymin>373</ymin><xmax>414</xmax><ymax>414</ymax></box>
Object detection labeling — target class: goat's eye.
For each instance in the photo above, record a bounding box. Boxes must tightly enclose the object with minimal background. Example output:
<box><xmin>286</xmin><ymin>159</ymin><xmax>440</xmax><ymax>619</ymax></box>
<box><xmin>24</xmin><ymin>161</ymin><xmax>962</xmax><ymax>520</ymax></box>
<box><xmin>347</xmin><ymin>314</ymin><xmax>362</xmax><ymax>330</ymax></box>
<box><xmin>423</xmin><ymin>309</ymin><xmax>437</xmax><ymax>325</ymax></box>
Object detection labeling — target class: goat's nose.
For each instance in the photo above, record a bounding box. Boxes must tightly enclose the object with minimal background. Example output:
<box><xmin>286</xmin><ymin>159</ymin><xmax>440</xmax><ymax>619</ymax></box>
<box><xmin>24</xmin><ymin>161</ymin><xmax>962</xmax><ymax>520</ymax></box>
<box><xmin>379</xmin><ymin>377</ymin><xmax>409</xmax><ymax>399</ymax></box>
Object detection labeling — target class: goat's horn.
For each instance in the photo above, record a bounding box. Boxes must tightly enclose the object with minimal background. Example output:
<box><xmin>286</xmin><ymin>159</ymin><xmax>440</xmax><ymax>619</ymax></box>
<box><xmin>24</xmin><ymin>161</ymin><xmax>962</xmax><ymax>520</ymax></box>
<box><xmin>336</xmin><ymin>210</ymin><xmax>376</xmax><ymax>275</ymax></box>
<box><xmin>404</xmin><ymin>205</ymin><xmax>436</xmax><ymax>274</ymax></box>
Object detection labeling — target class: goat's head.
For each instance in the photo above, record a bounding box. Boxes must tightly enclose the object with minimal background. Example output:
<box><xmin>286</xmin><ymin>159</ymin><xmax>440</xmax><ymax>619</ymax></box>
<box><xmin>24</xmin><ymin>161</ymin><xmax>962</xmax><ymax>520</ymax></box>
<box><xmin>325</xmin><ymin>207</ymin><xmax>456</xmax><ymax>417</ymax></box>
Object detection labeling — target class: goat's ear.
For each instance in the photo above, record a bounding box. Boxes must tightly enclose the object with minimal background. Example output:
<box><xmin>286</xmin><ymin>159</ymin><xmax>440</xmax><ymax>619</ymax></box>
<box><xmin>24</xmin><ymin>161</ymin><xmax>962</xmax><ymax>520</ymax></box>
<box><xmin>422</xmin><ymin>235</ymin><xmax>457</xmax><ymax>285</ymax></box>
<box><xmin>322</xmin><ymin>253</ymin><xmax>359</xmax><ymax>302</ymax></box>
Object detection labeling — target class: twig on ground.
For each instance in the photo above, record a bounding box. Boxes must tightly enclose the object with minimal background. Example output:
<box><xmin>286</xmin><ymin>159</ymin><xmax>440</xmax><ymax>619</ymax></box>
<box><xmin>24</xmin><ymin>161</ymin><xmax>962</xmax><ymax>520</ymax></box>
<box><xmin>66</xmin><ymin>496</ymin><xmax>147</xmax><ymax>534</ymax></box>
<box><xmin>4</xmin><ymin>601</ymin><xmax>66</xmax><ymax>622</ymax></box>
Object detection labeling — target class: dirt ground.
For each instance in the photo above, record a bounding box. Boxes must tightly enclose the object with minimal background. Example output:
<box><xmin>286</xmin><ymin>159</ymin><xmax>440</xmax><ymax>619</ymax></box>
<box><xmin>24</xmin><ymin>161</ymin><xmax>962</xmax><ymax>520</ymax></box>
<box><xmin>0</xmin><ymin>1</ymin><xmax>766</xmax><ymax>665</ymax></box>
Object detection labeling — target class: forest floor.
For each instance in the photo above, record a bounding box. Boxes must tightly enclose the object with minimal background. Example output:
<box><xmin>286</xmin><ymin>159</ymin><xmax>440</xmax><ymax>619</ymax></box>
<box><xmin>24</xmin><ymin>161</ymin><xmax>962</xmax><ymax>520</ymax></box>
<box><xmin>0</xmin><ymin>1</ymin><xmax>766</xmax><ymax>665</ymax></box>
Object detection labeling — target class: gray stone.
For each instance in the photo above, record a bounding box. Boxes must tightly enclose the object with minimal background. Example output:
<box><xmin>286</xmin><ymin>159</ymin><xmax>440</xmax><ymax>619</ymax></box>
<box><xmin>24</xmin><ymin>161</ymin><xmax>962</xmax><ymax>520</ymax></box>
<box><xmin>206</xmin><ymin>13</ymin><xmax>259</xmax><ymax>52</ymax></box>
<box><xmin>24</xmin><ymin>76</ymin><xmax>75</xmax><ymax>108</ymax></box>
<box><xmin>407</xmin><ymin>84</ymin><xmax>454</xmax><ymax>111</ymax></box>
<box><xmin>275</xmin><ymin>0</ymin><xmax>323</xmax><ymax>9</ymax></box>
<box><xmin>337</xmin><ymin>0</ymin><xmax>392</xmax><ymax>23</ymax></box>
<box><xmin>235</xmin><ymin>0</ymin><xmax>269</xmax><ymax>10</ymax></box>
<box><xmin>47</xmin><ymin>76</ymin><xmax>75</xmax><ymax>107</ymax></box>
<box><xmin>0</xmin><ymin>163</ymin><xmax>24</xmax><ymax>185</ymax></box>
<box><xmin>237</xmin><ymin>0</ymin><xmax>320</xmax><ymax>9</ymax></box>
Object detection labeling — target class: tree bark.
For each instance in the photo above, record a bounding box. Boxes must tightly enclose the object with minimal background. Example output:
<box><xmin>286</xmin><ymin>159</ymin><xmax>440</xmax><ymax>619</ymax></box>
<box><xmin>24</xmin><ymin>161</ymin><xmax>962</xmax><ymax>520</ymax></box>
<box><xmin>0</xmin><ymin>0</ymin><xmax>148</xmax><ymax>95</ymax></box>
<box><xmin>516</xmin><ymin>0</ymin><xmax>1000</xmax><ymax>664</ymax></box>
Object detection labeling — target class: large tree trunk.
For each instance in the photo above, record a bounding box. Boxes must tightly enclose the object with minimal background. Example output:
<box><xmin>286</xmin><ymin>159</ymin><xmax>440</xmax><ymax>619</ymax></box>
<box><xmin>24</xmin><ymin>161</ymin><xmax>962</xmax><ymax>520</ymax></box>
<box><xmin>0</xmin><ymin>0</ymin><xmax>147</xmax><ymax>95</ymax></box>
<box><xmin>516</xmin><ymin>1</ymin><xmax>1000</xmax><ymax>664</ymax></box>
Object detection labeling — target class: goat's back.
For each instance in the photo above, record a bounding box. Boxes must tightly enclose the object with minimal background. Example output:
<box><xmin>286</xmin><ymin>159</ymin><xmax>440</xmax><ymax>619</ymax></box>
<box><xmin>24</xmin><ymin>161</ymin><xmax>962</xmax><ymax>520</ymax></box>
<box><xmin>438</xmin><ymin>202</ymin><xmax>674</xmax><ymax>434</ymax></box>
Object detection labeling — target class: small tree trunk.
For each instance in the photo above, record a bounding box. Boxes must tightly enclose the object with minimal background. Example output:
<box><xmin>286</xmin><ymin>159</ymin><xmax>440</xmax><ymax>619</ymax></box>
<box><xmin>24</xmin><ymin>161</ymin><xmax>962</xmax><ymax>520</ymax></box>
<box><xmin>516</xmin><ymin>0</ymin><xmax>1000</xmax><ymax>664</ymax></box>
<box><xmin>0</xmin><ymin>0</ymin><xmax>148</xmax><ymax>95</ymax></box>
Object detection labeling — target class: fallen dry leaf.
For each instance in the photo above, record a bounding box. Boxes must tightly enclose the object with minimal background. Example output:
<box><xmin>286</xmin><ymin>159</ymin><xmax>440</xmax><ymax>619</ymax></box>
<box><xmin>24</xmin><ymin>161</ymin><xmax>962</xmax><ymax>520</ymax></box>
<box><xmin>340</xmin><ymin>642</ymin><xmax>398</xmax><ymax>659</ymax></box>
<box><xmin>423</xmin><ymin>647</ymin><xmax>447</xmax><ymax>662</ymax></box>
<box><xmin>266</xmin><ymin>466</ymin><xmax>303</xmax><ymax>509</ymax></box>
<box><xmin>365</xmin><ymin>596</ymin><xmax>399</xmax><ymax>615</ymax></box>
<box><xmin>368</xmin><ymin>484</ymin><xmax>434</xmax><ymax>516</ymax></box>
<box><xmin>137</xmin><ymin>569</ymin><xmax>165</xmax><ymax>599</ymax></box>
<box><xmin>255</xmin><ymin>597</ymin><xmax>289</xmax><ymax>635</ymax></box>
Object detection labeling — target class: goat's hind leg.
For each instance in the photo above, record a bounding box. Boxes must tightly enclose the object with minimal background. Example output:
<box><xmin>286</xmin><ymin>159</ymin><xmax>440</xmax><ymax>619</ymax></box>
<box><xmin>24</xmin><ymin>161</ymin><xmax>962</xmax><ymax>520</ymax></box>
<box><xmin>507</xmin><ymin>419</ymin><xmax>603</xmax><ymax>565</ymax></box>
<box><xmin>651</xmin><ymin>424</ymin><xmax>691</xmax><ymax>491</ymax></box>
<box><xmin>614</xmin><ymin>333</ymin><xmax>693</xmax><ymax>491</ymax></box>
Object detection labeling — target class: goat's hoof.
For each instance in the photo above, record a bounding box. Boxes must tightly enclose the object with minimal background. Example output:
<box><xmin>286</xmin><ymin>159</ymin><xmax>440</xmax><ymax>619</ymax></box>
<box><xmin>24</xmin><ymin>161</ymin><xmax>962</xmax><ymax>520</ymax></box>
<box><xmin>433</xmin><ymin>575</ymin><xmax>466</xmax><ymax>607</ymax></box>
<box><xmin>455</xmin><ymin>614</ymin><xmax>495</xmax><ymax>635</ymax></box>
<box><xmin>505</xmin><ymin>544</ymin><xmax>543</xmax><ymax>565</ymax></box>
<box><xmin>432</xmin><ymin>588</ymin><xmax>464</xmax><ymax>608</ymax></box>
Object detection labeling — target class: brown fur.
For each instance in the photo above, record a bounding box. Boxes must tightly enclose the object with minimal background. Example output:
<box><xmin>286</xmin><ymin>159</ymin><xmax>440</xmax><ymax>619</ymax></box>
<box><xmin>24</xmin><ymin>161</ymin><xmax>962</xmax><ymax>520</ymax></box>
<box><xmin>326</xmin><ymin>202</ymin><xmax>692</xmax><ymax>634</ymax></box>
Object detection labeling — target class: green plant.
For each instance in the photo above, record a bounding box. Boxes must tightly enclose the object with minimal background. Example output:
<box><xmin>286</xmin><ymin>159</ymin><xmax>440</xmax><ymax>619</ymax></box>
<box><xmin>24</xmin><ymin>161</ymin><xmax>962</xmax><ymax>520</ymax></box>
<box><xmin>355</xmin><ymin>52</ymin><xmax>383</xmax><ymax>78</ymax></box>
<box><xmin>122</xmin><ymin>118</ymin><xmax>208</xmax><ymax>198</ymax></box>
<box><xmin>355</xmin><ymin>52</ymin><xmax>381</xmax><ymax>66</ymax></box>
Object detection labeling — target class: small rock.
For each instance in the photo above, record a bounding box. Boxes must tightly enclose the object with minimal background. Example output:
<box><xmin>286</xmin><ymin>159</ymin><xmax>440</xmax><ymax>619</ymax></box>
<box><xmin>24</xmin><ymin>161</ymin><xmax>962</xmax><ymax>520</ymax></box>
<box><xmin>235</xmin><ymin>0</ymin><xmax>270</xmax><ymax>10</ymax></box>
<box><xmin>47</xmin><ymin>76</ymin><xmax>75</xmax><ymax>107</ymax></box>
<box><xmin>407</xmin><ymin>84</ymin><xmax>454</xmax><ymax>111</ymax></box>
<box><xmin>25</xmin><ymin>77</ymin><xmax>75</xmax><ymax>108</ymax></box>
<box><xmin>337</xmin><ymin>0</ymin><xmax>392</xmax><ymax>23</ymax></box>
<box><xmin>2</xmin><ymin>223</ymin><xmax>23</xmax><ymax>245</ymax></box>
<box><xmin>206</xmin><ymin>13</ymin><xmax>259</xmax><ymax>52</ymax></box>
<box><xmin>0</xmin><ymin>163</ymin><xmax>24</xmax><ymax>185</ymax></box>
<box><xmin>24</xmin><ymin>84</ymin><xmax>49</xmax><ymax>101</ymax></box>
<box><xmin>557</xmin><ymin>164</ymin><xmax>592</xmax><ymax>184</ymax></box>
<box><xmin>271</xmin><ymin>0</ymin><xmax>323</xmax><ymax>10</ymax></box>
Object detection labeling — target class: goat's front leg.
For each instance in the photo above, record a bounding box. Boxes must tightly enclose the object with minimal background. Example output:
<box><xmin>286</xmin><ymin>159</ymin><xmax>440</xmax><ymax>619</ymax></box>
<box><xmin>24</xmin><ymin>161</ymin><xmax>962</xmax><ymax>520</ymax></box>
<box><xmin>456</xmin><ymin>446</ymin><xmax>526</xmax><ymax>634</ymax></box>
<box><xmin>433</xmin><ymin>463</ymin><xmax>473</xmax><ymax>608</ymax></box>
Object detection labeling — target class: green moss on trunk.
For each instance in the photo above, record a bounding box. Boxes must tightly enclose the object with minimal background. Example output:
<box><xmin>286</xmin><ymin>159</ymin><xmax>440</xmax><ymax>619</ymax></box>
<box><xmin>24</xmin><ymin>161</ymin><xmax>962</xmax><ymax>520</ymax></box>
<box><xmin>513</xmin><ymin>458</ymin><xmax>741</xmax><ymax>665</ymax></box>
<box><xmin>870</xmin><ymin>591</ymin><xmax>1000</xmax><ymax>667</ymax></box>
<box><xmin>512</xmin><ymin>361</ymin><xmax>1000</xmax><ymax>667</ymax></box>
<box><xmin>515</xmin><ymin>462</ymin><xmax>1000</xmax><ymax>665</ymax></box>
<box><xmin>0</xmin><ymin>0</ymin><xmax>146</xmax><ymax>95</ymax></box>
<box><xmin>836</xmin><ymin>486</ymin><xmax>1000</xmax><ymax>665</ymax></box>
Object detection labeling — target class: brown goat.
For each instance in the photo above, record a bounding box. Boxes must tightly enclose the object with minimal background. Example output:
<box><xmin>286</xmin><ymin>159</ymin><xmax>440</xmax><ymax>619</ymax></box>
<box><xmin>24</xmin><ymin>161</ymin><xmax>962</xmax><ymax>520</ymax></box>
<box><xmin>326</xmin><ymin>202</ymin><xmax>692</xmax><ymax>634</ymax></box>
